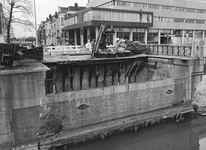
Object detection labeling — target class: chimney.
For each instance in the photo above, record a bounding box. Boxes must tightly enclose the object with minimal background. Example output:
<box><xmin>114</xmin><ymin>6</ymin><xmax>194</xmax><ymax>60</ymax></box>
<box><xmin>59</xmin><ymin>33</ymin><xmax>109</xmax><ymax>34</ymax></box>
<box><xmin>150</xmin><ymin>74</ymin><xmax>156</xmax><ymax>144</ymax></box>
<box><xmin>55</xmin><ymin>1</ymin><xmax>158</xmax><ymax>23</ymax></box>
<box><xmin>74</xmin><ymin>3</ymin><xmax>78</xmax><ymax>10</ymax></box>
<box><xmin>55</xmin><ymin>11</ymin><xmax>58</xmax><ymax>18</ymax></box>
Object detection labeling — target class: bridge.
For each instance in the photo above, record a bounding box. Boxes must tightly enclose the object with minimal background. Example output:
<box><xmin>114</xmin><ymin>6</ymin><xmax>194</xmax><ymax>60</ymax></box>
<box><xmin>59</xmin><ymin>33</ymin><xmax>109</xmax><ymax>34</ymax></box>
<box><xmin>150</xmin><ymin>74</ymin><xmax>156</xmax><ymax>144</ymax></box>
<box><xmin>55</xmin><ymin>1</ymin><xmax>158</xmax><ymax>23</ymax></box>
<box><xmin>0</xmin><ymin>41</ymin><xmax>205</xmax><ymax>150</ymax></box>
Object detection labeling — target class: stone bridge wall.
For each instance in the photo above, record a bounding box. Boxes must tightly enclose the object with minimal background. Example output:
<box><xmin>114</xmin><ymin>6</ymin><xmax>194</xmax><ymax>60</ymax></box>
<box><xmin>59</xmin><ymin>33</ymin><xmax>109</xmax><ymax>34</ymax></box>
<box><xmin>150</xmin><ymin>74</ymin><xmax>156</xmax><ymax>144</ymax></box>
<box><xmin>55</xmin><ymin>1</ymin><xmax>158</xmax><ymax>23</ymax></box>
<box><xmin>0</xmin><ymin>41</ymin><xmax>205</xmax><ymax>149</ymax></box>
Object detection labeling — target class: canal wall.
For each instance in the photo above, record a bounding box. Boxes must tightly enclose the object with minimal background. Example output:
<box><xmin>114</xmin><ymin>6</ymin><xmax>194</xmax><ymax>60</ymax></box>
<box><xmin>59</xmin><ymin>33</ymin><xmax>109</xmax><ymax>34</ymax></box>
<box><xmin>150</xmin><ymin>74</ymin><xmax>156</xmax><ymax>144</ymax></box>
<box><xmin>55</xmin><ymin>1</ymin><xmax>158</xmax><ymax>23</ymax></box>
<box><xmin>39</xmin><ymin>58</ymin><xmax>190</xmax><ymax>133</ymax></box>
<box><xmin>38</xmin><ymin>55</ymin><xmax>203</xmax><ymax>148</ymax></box>
<box><xmin>0</xmin><ymin>42</ymin><xmax>204</xmax><ymax>149</ymax></box>
<box><xmin>0</xmin><ymin>60</ymin><xmax>48</xmax><ymax>149</ymax></box>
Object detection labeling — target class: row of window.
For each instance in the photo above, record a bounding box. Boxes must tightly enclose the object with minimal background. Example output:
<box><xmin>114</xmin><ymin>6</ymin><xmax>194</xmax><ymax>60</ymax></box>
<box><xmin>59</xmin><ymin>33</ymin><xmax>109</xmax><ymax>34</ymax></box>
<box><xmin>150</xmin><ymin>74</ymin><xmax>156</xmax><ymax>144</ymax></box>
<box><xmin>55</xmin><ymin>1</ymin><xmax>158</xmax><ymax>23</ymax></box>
<box><xmin>66</xmin><ymin>10</ymin><xmax>152</xmax><ymax>26</ymax></box>
<box><xmin>154</xmin><ymin>16</ymin><xmax>205</xmax><ymax>24</ymax></box>
<box><xmin>83</xmin><ymin>10</ymin><xmax>152</xmax><ymax>23</ymax></box>
<box><xmin>65</xmin><ymin>16</ymin><xmax>78</xmax><ymax>26</ymax></box>
<box><xmin>115</xmin><ymin>1</ymin><xmax>206</xmax><ymax>14</ymax></box>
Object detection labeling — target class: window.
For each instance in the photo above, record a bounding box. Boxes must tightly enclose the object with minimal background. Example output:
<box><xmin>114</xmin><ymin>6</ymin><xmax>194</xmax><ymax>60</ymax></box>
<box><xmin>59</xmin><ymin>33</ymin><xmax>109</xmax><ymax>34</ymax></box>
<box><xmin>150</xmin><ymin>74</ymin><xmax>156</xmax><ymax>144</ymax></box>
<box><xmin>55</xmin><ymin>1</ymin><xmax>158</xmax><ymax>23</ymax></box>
<box><xmin>142</xmin><ymin>4</ymin><xmax>147</xmax><ymax>8</ymax></box>
<box><xmin>142</xmin><ymin>14</ymin><xmax>147</xmax><ymax>22</ymax></box>
<box><xmin>196</xmin><ymin>9</ymin><xmax>205</xmax><ymax>13</ymax></box>
<box><xmin>185</xmin><ymin>19</ymin><xmax>195</xmax><ymax>23</ymax></box>
<box><xmin>98</xmin><ymin>2</ymin><xmax>112</xmax><ymax>8</ymax></box>
<box><xmin>153</xmin><ymin>16</ymin><xmax>159</xmax><ymax>22</ymax></box>
<box><xmin>92</xmin><ymin>10</ymin><xmax>101</xmax><ymax>20</ymax></box>
<box><xmin>112</xmin><ymin>11</ymin><xmax>120</xmax><ymax>21</ymax></box>
<box><xmin>117</xmin><ymin>1</ymin><xmax>132</xmax><ymax>7</ymax></box>
<box><xmin>148</xmin><ymin>4</ymin><xmax>160</xmax><ymax>9</ymax></box>
<box><xmin>140</xmin><ymin>14</ymin><xmax>142</xmax><ymax>22</ymax></box>
<box><xmin>129</xmin><ymin>13</ymin><xmax>140</xmax><ymax>22</ymax></box>
<box><xmin>74</xmin><ymin>16</ymin><xmax>77</xmax><ymax>24</ymax></box>
<box><xmin>101</xmin><ymin>11</ymin><xmax>111</xmax><ymax>21</ymax></box>
<box><xmin>162</xmin><ymin>17</ymin><xmax>169</xmax><ymax>22</ymax></box>
<box><xmin>121</xmin><ymin>12</ymin><xmax>130</xmax><ymax>21</ymax></box>
<box><xmin>196</xmin><ymin>20</ymin><xmax>205</xmax><ymax>24</ymax></box>
<box><xmin>175</xmin><ymin>7</ymin><xmax>185</xmax><ymax>12</ymax></box>
<box><xmin>88</xmin><ymin>11</ymin><xmax>92</xmax><ymax>20</ymax></box>
<box><xmin>61</xmin><ymin>18</ymin><xmax>64</xmax><ymax>26</ymax></box>
<box><xmin>126</xmin><ymin>2</ymin><xmax>132</xmax><ymax>7</ymax></box>
<box><xmin>174</xmin><ymin>18</ymin><xmax>184</xmax><ymax>23</ymax></box>
<box><xmin>83</xmin><ymin>12</ymin><xmax>88</xmax><ymax>21</ymax></box>
<box><xmin>186</xmin><ymin>8</ymin><xmax>195</xmax><ymax>13</ymax></box>
<box><xmin>173</xmin><ymin>30</ymin><xmax>183</xmax><ymax>36</ymax></box>
<box><xmin>162</xmin><ymin>5</ymin><xmax>171</xmax><ymax>10</ymax></box>
<box><xmin>130</xmin><ymin>13</ymin><xmax>138</xmax><ymax>22</ymax></box>
<box><xmin>117</xmin><ymin>1</ymin><xmax>126</xmax><ymax>6</ymax></box>
<box><xmin>133</xmin><ymin>2</ymin><xmax>142</xmax><ymax>8</ymax></box>
<box><xmin>147</xmin><ymin>15</ymin><xmax>152</xmax><ymax>23</ymax></box>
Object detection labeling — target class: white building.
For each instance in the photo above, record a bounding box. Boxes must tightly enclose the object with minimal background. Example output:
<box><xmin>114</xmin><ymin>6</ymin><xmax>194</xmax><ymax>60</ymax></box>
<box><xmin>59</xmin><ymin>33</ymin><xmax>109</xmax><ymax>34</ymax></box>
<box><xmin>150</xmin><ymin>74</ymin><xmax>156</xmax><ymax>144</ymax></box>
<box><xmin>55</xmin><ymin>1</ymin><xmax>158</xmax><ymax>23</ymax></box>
<box><xmin>86</xmin><ymin>0</ymin><xmax>206</xmax><ymax>45</ymax></box>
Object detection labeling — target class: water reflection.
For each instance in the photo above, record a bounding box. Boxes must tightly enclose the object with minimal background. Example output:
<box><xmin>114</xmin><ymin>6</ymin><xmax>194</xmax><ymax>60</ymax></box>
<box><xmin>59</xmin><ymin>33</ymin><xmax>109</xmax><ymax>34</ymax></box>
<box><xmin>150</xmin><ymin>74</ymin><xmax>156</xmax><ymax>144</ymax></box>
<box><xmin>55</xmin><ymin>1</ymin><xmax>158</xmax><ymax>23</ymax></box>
<box><xmin>191</xmin><ymin>116</ymin><xmax>206</xmax><ymax>150</ymax></box>
<box><xmin>58</xmin><ymin>116</ymin><xmax>206</xmax><ymax>150</ymax></box>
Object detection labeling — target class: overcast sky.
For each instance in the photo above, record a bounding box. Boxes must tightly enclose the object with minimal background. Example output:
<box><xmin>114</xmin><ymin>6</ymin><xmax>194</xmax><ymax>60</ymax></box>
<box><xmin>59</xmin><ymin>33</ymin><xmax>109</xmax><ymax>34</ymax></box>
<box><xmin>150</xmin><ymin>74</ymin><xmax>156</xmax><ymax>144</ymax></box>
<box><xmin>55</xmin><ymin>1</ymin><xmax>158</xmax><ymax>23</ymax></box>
<box><xmin>35</xmin><ymin>0</ymin><xmax>87</xmax><ymax>24</ymax></box>
<box><xmin>14</xmin><ymin>0</ymin><xmax>87</xmax><ymax>38</ymax></box>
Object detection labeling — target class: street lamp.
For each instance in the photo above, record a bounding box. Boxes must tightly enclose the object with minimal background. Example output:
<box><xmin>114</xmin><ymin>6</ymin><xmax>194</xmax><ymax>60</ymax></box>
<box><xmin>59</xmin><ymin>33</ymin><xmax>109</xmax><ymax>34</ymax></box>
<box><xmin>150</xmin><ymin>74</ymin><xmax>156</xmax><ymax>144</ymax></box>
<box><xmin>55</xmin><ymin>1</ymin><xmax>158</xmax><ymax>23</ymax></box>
<box><xmin>33</xmin><ymin>0</ymin><xmax>38</xmax><ymax>47</ymax></box>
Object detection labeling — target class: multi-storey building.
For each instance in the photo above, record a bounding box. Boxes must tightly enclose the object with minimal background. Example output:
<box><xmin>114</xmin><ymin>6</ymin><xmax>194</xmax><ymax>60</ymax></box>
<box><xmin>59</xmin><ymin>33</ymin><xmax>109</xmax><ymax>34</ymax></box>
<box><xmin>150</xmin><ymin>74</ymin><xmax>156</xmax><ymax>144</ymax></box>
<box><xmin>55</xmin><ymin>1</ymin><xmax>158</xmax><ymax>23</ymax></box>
<box><xmin>85</xmin><ymin>0</ymin><xmax>206</xmax><ymax>44</ymax></box>
<box><xmin>41</xmin><ymin>3</ymin><xmax>86</xmax><ymax>46</ymax></box>
<box><xmin>63</xmin><ymin>5</ymin><xmax>153</xmax><ymax>46</ymax></box>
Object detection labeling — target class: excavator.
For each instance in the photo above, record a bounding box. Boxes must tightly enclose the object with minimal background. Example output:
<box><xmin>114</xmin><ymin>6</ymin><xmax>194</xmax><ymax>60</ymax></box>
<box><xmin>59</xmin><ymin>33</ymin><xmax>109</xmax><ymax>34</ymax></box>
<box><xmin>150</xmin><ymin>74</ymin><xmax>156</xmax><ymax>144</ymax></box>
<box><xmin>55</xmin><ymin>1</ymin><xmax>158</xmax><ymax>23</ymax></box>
<box><xmin>91</xmin><ymin>24</ymin><xmax>148</xmax><ymax>58</ymax></box>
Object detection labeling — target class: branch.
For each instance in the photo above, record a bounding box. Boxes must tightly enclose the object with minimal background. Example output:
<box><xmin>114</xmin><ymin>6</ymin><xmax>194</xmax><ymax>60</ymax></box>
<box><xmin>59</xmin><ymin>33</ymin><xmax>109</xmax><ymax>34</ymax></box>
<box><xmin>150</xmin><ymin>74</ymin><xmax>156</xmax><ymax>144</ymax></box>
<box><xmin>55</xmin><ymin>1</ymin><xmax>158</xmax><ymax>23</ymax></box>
<box><xmin>12</xmin><ymin>18</ymin><xmax>33</xmax><ymax>26</ymax></box>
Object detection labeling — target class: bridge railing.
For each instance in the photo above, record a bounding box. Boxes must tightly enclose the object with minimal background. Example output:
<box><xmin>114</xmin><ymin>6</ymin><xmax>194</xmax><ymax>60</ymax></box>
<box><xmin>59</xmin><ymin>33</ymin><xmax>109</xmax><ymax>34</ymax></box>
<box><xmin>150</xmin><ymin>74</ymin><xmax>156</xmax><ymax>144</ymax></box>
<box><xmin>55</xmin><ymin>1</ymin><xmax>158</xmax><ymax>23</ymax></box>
<box><xmin>146</xmin><ymin>44</ymin><xmax>192</xmax><ymax>57</ymax></box>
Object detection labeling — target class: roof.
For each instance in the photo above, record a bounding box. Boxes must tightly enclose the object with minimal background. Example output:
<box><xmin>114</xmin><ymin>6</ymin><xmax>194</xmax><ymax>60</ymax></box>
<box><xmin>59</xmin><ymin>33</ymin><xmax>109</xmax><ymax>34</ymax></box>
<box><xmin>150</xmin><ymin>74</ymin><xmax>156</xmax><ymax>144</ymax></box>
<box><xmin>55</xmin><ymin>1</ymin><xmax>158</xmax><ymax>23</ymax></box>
<box><xmin>58</xmin><ymin>6</ymin><xmax>86</xmax><ymax>13</ymax></box>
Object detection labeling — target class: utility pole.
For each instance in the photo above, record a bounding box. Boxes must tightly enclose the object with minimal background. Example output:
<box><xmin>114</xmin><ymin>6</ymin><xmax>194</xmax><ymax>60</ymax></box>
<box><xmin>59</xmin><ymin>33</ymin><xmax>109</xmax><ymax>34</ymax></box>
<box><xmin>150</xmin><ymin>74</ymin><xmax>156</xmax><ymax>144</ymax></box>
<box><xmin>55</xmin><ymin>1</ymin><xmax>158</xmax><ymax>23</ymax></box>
<box><xmin>33</xmin><ymin>0</ymin><xmax>38</xmax><ymax>46</ymax></box>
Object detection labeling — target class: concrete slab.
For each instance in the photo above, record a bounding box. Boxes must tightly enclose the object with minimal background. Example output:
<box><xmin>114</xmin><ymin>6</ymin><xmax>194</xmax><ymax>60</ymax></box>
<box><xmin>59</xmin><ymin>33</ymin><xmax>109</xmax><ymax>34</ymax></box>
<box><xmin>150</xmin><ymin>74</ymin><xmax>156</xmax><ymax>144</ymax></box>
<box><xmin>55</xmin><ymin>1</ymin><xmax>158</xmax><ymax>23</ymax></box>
<box><xmin>0</xmin><ymin>60</ymin><xmax>49</xmax><ymax>76</ymax></box>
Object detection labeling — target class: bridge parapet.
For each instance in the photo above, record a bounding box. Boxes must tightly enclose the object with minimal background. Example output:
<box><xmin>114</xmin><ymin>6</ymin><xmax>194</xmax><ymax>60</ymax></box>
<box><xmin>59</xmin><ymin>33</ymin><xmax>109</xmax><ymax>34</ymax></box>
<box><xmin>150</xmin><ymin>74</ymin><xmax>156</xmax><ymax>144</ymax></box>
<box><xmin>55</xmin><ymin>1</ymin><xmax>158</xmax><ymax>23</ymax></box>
<box><xmin>147</xmin><ymin>40</ymin><xmax>205</xmax><ymax>59</ymax></box>
<box><xmin>147</xmin><ymin>44</ymin><xmax>192</xmax><ymax>57</ymax></box>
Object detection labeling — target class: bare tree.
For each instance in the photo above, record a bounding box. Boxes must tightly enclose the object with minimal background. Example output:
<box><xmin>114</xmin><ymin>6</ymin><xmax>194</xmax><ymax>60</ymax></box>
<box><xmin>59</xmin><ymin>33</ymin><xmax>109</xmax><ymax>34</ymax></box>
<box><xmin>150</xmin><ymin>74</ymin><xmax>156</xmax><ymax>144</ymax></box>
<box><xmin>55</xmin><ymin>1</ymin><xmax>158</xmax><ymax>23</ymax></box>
<box><xmin>2</xmin><ymin>12</ymin><xmax>15</xmax><ymax>41</ymax></box>
<box><xmin>3</xmin><ymin>0</ymin><xmax>33</xmax><ymax>44</ymax></box>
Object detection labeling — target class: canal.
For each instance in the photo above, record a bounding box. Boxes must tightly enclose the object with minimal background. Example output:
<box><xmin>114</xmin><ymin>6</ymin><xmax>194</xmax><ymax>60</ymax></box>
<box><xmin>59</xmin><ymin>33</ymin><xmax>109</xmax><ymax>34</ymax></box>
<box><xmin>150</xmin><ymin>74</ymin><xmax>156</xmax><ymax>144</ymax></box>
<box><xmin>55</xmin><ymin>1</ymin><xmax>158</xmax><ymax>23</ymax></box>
<box><xmin>56</xmin><ymin>115</ymin><xmax>206</xmax><ymax>150</ymax></box>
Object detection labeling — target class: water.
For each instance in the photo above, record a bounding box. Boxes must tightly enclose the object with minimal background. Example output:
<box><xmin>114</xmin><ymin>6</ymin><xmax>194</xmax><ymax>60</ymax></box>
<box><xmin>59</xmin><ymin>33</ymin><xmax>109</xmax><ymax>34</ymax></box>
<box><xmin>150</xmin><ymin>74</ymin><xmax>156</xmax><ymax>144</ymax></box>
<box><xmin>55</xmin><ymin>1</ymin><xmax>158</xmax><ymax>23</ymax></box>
<box><xmin>58</xmin><ymin>116</ymin><xmax>206</xmax><ymax>150</ymax></box>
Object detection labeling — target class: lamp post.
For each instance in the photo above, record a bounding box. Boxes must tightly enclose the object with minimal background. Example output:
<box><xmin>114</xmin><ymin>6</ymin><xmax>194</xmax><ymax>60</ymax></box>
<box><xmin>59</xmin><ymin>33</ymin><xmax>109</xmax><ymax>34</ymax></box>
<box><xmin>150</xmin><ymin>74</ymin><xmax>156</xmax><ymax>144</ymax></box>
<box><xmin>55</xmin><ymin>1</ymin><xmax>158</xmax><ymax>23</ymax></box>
<box><xmin>33</xmin><ymin>0</ymin><xmax>38</xmax><ymax>46</ymax></box>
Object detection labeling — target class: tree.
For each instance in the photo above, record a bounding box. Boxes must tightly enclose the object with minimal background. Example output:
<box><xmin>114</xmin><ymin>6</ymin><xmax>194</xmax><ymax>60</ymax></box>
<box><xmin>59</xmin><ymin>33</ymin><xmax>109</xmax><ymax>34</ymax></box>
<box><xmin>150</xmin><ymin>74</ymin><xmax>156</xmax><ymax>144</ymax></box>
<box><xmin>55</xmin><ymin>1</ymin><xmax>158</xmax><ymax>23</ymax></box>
<box><xmin>3</xmin><ymin>0</ymin><xmax>33</xmax><ymax>44</ymax></box>
<box><xmin>2</xmin><ymin>13</ymin><xmax>15</xmax><ymax>41</ymax></box>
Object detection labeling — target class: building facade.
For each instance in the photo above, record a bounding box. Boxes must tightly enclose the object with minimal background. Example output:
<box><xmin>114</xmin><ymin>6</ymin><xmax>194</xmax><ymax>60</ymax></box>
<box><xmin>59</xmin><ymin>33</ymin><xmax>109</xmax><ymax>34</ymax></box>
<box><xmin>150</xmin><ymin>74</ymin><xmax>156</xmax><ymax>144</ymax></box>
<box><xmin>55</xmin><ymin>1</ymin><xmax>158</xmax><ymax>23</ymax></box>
<box><xmin>37</xmin><ymin>21</ymin><xmax>46</xmax><ymax>46</ymax></box>
<box><xmin>86</xmin><ymin>0</ymin><xmax>206</xmax><ymax>44</ymax></box>
<box><xmin>63</xmin><ymin>7</ymin><xmax>153</xmax><ymax>46</ymax></box>
<box><xmin>39</xmin><ymin>3</ymin><xmax>86</xmax><ymax>46</ymax></box>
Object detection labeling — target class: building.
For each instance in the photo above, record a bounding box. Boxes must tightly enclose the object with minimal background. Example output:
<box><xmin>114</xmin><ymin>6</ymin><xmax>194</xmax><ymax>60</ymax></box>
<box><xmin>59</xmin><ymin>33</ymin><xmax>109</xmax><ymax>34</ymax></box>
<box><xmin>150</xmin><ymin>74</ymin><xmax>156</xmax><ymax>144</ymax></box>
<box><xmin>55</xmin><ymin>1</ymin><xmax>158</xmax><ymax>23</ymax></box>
<box><xmin>63</xmin><ymin>3</ymin><xmax>153</xmax><ymax>46</ymax></box>
<box><xmin>37</xmin><ymin>21</ymin><xmax>46</xmax><ymax>46</ymax></box>
<box><xmin>40</xmin><ymin>3</ymin><xmax>86</xmax><ymax>46</ymax></box>
<box><xmin>85</xmin><ymin>0</ymin><xmax>206</xmax><ymax>45</ymax></box>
